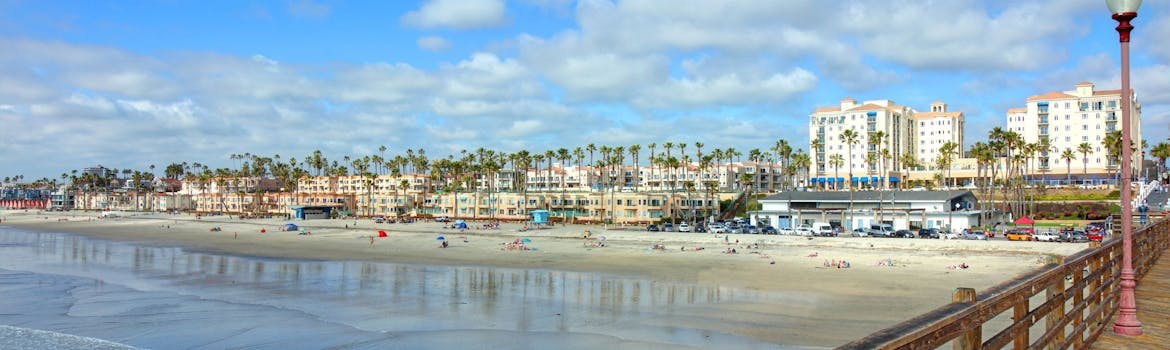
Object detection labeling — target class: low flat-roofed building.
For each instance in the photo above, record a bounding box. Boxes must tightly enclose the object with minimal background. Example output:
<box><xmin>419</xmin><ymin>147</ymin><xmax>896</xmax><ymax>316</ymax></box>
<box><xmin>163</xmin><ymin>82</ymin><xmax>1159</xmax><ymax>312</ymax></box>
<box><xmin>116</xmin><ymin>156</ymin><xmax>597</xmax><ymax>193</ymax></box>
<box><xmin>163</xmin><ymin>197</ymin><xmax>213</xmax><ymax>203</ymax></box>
<box><xmin>753</xmin><ymin>190</ymin><xmax>986</xmax><ymax>232</ymax></box>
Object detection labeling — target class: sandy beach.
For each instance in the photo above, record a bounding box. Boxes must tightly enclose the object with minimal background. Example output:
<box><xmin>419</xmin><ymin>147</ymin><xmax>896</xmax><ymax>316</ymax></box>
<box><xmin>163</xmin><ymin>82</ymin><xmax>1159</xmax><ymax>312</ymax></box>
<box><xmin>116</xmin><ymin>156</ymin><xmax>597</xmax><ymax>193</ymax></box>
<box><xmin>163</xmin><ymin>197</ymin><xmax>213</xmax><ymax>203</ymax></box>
<box><xmin>0</xmin><ymin>209</ymin><xmax>1087</xmax><ymax>346</ymax></box>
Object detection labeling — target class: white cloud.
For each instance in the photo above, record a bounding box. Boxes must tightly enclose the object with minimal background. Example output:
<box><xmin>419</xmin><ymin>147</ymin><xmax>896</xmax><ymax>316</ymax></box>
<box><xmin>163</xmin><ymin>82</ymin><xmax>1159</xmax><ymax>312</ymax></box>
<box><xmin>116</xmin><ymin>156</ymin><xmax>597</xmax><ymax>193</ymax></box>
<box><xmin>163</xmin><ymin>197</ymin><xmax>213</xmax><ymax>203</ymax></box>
<box><xmin>839</xmin><ymin>0</ymin><xmax>1094</xmax><ymax>71</ymax></box>
<box><xmin>634</xmin><ymin>69</ymin><xmax>818</xmax><ymax>109</ymax></box>
<box><xmin>416</xmin><ymin>35</ymin><xmax>451</xmax><ymax>51</ymax></box>
<box><xmin>401</xmin><ymin>0</ymin><xmax>507</xmax><ymax>29</ymax></box>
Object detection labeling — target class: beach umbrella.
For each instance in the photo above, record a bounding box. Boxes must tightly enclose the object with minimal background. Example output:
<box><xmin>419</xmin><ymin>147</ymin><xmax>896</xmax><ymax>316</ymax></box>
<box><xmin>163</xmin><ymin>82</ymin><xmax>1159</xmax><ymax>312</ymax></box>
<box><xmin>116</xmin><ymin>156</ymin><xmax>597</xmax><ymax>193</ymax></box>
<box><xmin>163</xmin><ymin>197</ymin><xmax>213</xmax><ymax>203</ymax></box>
<box><xmin>378</xmin><ymin>230</ymin><xmax>387</xmax><ymax>238</ymax></box>
<box><xmin>520</xmin><ymin>237</ymin><xmax>532</xmax><ymax>243</ymax></box>
<box><xmin>436</xmin><ymin>235</ymin><xmax>446</xmax><ymax>241</ymax></box>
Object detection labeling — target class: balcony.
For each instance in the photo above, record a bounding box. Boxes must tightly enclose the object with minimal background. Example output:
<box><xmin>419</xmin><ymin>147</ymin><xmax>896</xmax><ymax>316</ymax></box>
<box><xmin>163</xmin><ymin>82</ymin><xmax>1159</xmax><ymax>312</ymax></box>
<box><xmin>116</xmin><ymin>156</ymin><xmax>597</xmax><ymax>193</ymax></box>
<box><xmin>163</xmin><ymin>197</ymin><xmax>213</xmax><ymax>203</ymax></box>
<box><xmin>1037</xmin><ymin>117</ymin><xmax>1048</xmax><ymax>124</ymax></box>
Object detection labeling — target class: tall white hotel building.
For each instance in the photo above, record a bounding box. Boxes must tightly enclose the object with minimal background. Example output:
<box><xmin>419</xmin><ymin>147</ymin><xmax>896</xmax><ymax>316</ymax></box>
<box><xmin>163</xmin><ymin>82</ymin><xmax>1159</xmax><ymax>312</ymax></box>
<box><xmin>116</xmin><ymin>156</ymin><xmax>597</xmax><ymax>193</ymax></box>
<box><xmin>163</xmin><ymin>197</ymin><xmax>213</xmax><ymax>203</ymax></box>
<box><xmin>807</xmin><ymin>98</ymin><xmax>964</xmax><ymax>188</ymax></box>
<box><xmin>1006</xmin><ymin>82</ymin><xmax>1141</xmax><ymax>181</ymax></box>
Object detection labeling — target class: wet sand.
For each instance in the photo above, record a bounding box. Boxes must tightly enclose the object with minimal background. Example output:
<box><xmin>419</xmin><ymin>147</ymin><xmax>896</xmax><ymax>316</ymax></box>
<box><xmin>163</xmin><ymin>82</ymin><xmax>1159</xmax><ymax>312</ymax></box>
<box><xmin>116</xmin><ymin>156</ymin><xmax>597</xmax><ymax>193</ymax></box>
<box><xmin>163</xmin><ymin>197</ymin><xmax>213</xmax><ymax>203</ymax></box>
<box><xmin>0</xmin><ymin>210</ymin><xmax>1087</xmax><ymax>346</ymax></box>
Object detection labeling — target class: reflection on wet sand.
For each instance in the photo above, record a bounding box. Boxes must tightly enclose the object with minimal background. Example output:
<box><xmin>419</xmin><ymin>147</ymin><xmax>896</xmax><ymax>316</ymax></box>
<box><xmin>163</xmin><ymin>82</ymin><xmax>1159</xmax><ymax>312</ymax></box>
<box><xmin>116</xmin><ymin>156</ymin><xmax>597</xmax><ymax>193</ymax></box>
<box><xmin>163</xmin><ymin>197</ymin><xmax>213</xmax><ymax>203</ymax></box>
<box><xmin>1</xmin><ymin>229</ymin><xmax>805</xmax><ymax>349</ymax></box>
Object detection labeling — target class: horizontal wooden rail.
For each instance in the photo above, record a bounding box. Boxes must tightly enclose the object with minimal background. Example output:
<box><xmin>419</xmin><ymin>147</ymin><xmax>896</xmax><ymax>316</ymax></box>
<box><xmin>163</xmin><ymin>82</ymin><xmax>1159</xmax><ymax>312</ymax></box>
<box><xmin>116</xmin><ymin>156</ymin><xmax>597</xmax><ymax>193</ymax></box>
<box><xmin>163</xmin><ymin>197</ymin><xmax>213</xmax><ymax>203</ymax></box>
<box><xmin>839</xmin><ymin>217</ymin><xmax>1170</xmax><ymax>350</ymax></box>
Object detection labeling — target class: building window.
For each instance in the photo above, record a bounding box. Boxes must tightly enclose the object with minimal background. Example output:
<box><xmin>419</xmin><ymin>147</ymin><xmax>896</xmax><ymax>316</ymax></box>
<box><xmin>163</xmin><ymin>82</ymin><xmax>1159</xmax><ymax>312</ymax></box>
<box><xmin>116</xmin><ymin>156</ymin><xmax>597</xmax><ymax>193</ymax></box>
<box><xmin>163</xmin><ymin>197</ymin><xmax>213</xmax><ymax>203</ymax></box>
<box><xmin>1083</xmin><ymin>136</ymin><xmax>1089</xmax><ymax>141</ymax></box>
<box><xmin>1082</xmin><ymin>125</ymin><xmax>1088</xmax><ymax>130</ymax></box>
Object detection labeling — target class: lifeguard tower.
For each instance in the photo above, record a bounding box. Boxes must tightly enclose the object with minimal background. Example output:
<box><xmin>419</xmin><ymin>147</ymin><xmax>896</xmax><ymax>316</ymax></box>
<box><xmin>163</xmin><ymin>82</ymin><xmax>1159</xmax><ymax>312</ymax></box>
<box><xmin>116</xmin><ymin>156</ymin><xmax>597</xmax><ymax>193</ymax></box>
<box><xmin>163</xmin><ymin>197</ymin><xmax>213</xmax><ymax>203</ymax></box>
<box><xmin>530</xmin><ymin>210</ymin><xmax>550</xmax><ymax>227</ymax></box>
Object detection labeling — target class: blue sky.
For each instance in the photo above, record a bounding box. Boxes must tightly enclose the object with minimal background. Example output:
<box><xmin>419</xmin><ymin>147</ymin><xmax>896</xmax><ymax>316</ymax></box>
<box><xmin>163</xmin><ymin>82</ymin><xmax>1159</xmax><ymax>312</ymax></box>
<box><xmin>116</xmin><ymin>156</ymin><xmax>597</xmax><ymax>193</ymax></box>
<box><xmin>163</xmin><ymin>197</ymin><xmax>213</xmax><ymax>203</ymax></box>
<box><xmin>2</xmin><ymin>0</ymin><xmax>1169</xmax><ymax>180</ymax></box>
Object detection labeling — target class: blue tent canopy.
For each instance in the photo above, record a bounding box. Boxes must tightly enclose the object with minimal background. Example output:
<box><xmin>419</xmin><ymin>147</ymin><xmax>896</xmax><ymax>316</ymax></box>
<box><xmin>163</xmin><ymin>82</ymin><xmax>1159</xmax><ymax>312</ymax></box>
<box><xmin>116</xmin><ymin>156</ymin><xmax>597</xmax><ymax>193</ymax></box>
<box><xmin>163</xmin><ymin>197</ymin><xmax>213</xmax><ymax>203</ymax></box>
<box><xmin>860</xmin><ymin>177</ymin><xmax>870</xmax><ymax>183</ymax></box>
<box><xmin>851</xmin><ymin>177</ymin><xmax>859</xmax><ymax>183</ymax></box>
<box><xmin>889</xmin><ymin>176</ymin><xmax>900</xmax><ymax>183</ymax></box>
<box><xmin>827</xmin><ymin>177</ymin><xmax>836</xmax><ymax>183</ymax></box>
<box><xmin>871</xmin><ymin>176</ymin><xmax>879</xmax><ymax>183</ymax></box>
<box><xmin>284</xmin><ymin>223</ymin><xmax>298</xmax><ymax>231</ymax></box>
<box><xmin>837</xmin><ymin>177</ymin><xmax>845</xmax><ymax>183</ymax></box>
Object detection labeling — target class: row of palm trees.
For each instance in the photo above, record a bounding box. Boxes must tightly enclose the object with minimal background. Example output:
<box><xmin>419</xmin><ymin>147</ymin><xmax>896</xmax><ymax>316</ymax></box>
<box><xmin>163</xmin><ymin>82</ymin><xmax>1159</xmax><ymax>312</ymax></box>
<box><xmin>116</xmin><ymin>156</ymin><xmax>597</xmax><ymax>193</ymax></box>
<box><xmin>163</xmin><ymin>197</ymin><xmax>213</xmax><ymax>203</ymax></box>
<box><xmin>25</xmin><ymin>131</ymin><xmax>1170</xmax><ymax>222</ymax></box>
<box><xmin>47</xmin><ymin>142</ymin><xmax>809</xmax><ymax>221</ymax></box>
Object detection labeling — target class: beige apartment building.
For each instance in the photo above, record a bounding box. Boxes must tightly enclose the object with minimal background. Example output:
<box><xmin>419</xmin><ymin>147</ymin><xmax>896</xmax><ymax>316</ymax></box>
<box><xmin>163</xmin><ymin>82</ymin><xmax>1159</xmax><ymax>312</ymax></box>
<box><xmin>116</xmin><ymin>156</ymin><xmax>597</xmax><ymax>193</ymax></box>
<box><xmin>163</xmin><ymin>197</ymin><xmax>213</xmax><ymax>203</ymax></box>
<box><xmin>809</xmin><ymin>98</ymin><xmax>962</xmax><ymax>189</ymax></box>
<box><xmin>1006</xmin><ymin>81</ymin><xmax>1141</xmax><ymax>184</ymax></box>
<box><xmin>912</xmin><ymin>102</ymin><xmax>966</xmax><ymax>168</ymax></box>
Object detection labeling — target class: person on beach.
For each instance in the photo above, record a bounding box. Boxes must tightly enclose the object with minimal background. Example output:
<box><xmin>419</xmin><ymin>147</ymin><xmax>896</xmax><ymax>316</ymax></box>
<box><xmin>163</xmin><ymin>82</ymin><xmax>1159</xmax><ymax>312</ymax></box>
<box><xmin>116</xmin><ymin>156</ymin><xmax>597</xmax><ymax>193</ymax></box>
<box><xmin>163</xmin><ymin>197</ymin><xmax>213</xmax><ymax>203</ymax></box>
<box><xmin>369</xmin><ymin>236</ymin><xmax>375</xmax><ymax>247</ymax></box>
<box><xmin>440</xmin><ymin>240</ymin><xmax>448</xmax><ymax>248</ymax></box>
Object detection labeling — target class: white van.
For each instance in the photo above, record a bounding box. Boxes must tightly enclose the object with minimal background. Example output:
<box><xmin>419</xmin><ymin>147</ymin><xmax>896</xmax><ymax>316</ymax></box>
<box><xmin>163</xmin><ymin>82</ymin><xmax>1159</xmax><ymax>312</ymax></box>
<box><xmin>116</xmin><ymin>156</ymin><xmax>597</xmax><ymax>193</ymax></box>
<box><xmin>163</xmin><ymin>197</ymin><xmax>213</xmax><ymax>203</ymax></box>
<box><xmin>867</xmin><ymin>223</ymin><xmax>895</xmax><ymax>237</ymax></box>
<box><xmin>812</xmin><ymin>222</ymin><xmax>835</xmax><ymax>237</ymax></box>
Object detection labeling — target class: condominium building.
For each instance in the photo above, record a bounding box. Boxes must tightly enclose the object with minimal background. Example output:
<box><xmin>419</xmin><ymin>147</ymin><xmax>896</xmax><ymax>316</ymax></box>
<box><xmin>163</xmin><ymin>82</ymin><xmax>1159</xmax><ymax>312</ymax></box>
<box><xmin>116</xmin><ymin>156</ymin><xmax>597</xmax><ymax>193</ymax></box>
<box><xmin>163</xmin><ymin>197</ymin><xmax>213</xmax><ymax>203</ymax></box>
<box><xmin>808</xmin><ymin>98</ymin><xmax>915</xmax><ymax>188</ymax></box>
<box><xmin>1006</xmin><ymin>82</ymin><xmax>1141</xmax><ymax>181</ymax></box>
<box><xmin>911</xmin><ymin>102</ymin><xmax>965</xmax><ymax>167</ymax></box>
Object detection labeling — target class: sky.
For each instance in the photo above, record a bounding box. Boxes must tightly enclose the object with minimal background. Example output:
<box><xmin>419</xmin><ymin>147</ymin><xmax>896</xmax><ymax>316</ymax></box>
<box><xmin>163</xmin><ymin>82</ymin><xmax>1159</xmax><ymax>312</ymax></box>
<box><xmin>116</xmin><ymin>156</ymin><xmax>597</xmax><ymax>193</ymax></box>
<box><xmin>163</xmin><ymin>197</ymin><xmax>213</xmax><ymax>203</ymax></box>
<box><xmin>2</xmin><ymin>0</ymin><xmax>1169</xmax><ymax>181</ymax></box>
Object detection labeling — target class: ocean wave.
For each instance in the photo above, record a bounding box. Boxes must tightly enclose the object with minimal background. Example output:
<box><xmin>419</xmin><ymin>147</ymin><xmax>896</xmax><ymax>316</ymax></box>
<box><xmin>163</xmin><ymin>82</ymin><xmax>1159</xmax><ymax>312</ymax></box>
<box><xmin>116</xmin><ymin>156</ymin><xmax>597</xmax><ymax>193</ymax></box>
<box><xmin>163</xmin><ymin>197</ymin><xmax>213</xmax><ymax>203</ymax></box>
<box><xmin>0</xmin><ymin>325</ymin><xmax>139</xmax><ymax>350</ymax></box>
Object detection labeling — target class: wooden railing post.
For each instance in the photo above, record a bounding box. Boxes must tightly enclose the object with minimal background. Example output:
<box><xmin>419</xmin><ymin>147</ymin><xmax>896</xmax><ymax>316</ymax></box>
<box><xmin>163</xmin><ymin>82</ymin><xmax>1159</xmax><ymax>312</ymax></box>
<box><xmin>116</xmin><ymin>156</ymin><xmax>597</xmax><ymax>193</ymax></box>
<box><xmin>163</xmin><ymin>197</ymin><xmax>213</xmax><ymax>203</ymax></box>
<box><xmin>1072</xmin><ymin>265</ymin><xmax>1085</xmax><ymax>349</ymax></box>
<box><xmin>1013</xmin><ymin>298</ymin><xmax>1029</xmax><ymax>349</ymax></box>
<box><xmin>954</xmin><ymin>287</ymin><xmax>980</xmax><ymax>350</ymax></box>
<box><xmin>1046</xmin><ymin>262</ymin><xmax>1067</xmax><ymax>350</ymax></box>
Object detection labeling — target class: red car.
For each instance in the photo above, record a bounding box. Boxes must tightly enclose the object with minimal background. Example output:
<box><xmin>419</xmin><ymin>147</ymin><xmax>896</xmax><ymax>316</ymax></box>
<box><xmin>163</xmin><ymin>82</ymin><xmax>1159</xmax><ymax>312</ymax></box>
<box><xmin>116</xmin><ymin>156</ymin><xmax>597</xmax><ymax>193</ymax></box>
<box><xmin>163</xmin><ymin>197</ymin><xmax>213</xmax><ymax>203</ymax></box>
<box><xmin>1087</xmin><ymin>227</ymin><xmax>1104</xmax><ymax>242</ymax></box>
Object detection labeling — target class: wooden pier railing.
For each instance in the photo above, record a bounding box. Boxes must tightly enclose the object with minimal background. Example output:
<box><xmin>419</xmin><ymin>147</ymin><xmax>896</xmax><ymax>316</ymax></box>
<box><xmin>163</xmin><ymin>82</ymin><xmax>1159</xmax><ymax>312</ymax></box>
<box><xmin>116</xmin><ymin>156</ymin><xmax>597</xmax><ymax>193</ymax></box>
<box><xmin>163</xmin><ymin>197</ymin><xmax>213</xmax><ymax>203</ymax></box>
<box><xmin>839</xmin><ymin>218</ymin><xmax>1170</xmax><ymax>350</ymax></box>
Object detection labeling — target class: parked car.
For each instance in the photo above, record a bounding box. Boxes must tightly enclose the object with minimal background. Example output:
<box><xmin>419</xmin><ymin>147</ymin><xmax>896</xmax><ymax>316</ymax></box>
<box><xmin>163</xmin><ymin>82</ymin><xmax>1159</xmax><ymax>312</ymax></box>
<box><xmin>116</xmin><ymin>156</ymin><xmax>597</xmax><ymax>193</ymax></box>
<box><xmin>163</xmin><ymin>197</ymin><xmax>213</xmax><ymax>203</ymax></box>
<box><xmin>893</xmin><ymin>229</ymin><xmax>915</xmax><ymax>238</ymax></box>
<box><xmin>646</xmin><ymin>224</ymin><xmax>660</xmax><ymax>232</ymax></box>
<box><xmin>940</xmin><ymin>230</ymin><xmax>960</xmax><ymax>240</ymax></box>
<box><xmin>694</xmin><ymin>225</ymin><xmax>708</xmax><ymax>233</ymax></box>
<box><xmin>851</xmin><ymin>228</ymin><xmax>868</xmax><ymax>237</ymax></box>
<box><xmin>761</xmin><ymin>225</ymin><xmax>777</xmax><ymax>234</ymax></box>
<box><xmin>709</xmin><ymin>223</ymin><xmax>727</xmax><ymax>233</ymax></box>
<box><xmin>1086</xmin><ymin>231</ymin><xmax>1104</xmax><ymax>242</ymax></box>
<box><xmin>663</xmin><ymin>223</ymin><xmax>675</xmax><ymax>232</ymax></box>
<box><xmin>795</xmin><ymin>224</ymin><xmax>814</xmax><ymax>236</ymax></box>
<box><xmin>744</xmin><ymin>225</ymin><xmax>760</xmax><ymax>234</ymax></box>
<box><xmin>918</xmin><ymin>228</ymin><xmax>940</xmax><ymax>239</ymax></box>
<box><xmin>777</xmin><ymin>227</ymin><xmax>795</xmax><ymax>235</ymax></box>
<box><xmin>1033</xmin><ymin>231</ymin><xmax>1061</xmax><ymax>242</ymax></box>
<box><xmin>1004</xmin><ymin>229</ymin><xmax>1033</xmax><ymax>241</ymax></box>
<box><xmin>963</xmin><ymin>230</ymin><xmax>988</xmax><ymax>240</ymax></box>
<box><xmin>678</xmin><ymin>223</ymin><xmax>692</xmax><ymax>232</ymax></box>
<box><xmin>1061</xmin><ymin>230</ymin><xmax>1090</xmax><ymax>243</ymax></box>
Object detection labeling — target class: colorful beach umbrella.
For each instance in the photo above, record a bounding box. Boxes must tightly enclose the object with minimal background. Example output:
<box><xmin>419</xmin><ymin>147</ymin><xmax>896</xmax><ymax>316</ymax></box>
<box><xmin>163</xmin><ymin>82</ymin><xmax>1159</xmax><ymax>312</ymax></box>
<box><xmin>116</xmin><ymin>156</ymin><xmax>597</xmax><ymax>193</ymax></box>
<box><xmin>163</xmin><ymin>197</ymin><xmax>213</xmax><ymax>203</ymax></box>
<box><xmin>520</xmin><ymin>237</ymin><xmax>532</xmax><ymax>243</ymax></box>
<box><xmin>436</xmin><ymin>235</ymin><xmax>445</xmax><ymax>241</ymax></box>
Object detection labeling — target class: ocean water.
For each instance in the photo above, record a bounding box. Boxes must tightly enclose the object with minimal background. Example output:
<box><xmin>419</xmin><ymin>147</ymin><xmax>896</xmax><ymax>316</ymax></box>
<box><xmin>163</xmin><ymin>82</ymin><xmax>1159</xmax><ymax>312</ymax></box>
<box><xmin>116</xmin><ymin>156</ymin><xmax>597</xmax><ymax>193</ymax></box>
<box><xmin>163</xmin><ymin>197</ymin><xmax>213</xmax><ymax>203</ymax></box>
<box><xmin>0</xmin><ymin>227</ymin><xmax>821</xmax><ymax>349</ymax></box>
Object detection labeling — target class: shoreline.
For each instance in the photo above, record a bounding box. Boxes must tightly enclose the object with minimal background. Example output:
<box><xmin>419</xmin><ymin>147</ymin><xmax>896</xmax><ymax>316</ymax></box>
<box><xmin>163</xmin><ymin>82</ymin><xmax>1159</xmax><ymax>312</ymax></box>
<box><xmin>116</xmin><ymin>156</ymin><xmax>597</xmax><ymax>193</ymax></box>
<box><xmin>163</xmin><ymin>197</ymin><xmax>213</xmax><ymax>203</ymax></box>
<box><xmin>0</xmin><ymin>209</ymin><xmax>1089</xmax><ymax>345</ymax></box>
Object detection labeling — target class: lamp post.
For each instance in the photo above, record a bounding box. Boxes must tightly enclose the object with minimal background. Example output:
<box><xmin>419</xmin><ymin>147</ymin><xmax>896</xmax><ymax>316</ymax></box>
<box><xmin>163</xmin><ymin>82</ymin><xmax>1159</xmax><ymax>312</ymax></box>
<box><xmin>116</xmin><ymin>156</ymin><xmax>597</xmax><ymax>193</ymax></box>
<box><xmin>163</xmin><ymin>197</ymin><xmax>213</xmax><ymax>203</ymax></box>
<box><xmin>1107</xmin><ymin>0</ymin><xmax>1142</xmax><ymax>336</ymax></box>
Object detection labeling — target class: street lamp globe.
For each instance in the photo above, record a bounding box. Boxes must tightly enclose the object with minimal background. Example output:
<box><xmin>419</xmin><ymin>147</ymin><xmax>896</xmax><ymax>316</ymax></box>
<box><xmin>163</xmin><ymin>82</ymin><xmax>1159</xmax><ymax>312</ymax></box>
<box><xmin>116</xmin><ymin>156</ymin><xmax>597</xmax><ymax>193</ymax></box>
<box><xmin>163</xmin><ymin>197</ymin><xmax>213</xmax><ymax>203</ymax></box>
<box><xmin>1106</xmin><ymin>0</ymin><xmax>1141</xmax><ymax>14</ymax></box>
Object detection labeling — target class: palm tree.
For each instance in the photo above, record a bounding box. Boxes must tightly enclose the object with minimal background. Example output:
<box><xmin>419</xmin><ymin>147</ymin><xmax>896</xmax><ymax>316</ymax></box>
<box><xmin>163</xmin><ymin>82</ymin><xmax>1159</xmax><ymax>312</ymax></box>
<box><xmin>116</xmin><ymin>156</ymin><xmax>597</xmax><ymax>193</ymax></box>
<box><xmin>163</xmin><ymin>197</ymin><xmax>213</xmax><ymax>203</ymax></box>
<box><xmin>839</xmin><ymin>129</ymin><xmax>860</xmax><ymax>230</ymax></box>
<box><xmin>868</xmin><ymin>131</ymin><xmax>885</xmax><ymax>186</ymax></box>
<box><xmin>1151</xmin><ymin>142</ymin><xmax>1170</xmax><ymax>178</ymax></box>
<box><xmin>646</xmin><ymin>143</ymin><xmax>657</xmax><ymax>191</ymax></box>
<box><xmin>1077</xmin><ymin>142</ymin><xmax>1093</xmax><ymax>182</ymax></box>
<box><xmin>829</xmin><ymin>154</ymin><xmax>844</xmax><ymax>191</ymax></box>
<box><xmin>558</xmin><ymin>148</ymin><xmax>571</xmax><ymax>224</ymax></box>
<box><xmin>771</xmin><ymin>139</ymin><xmax>791</xmax><ymax>185</ymax></box>
<box><xmin>693</xmin><ymin>142</ymin><xmax>704</xmax><ymax>191</ymax></box>
<box><xmin>629</xmin><ymin>144</ymin><xmax>641</xmax><ymax>192</ymax></box>
<box><xmin>792</xmin><ymin>150</ymin><xmax>810</xmax><ymax>189</ymax></box>
<box><xmin>663</xmin><ymin>142</ymin><xmax>674</xmax><ymax>190</ymax></box>
<box><xmin>1060</xmin><ymin>148</ymin><xmax>1076</xmax><ymax>186</ymax></box>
